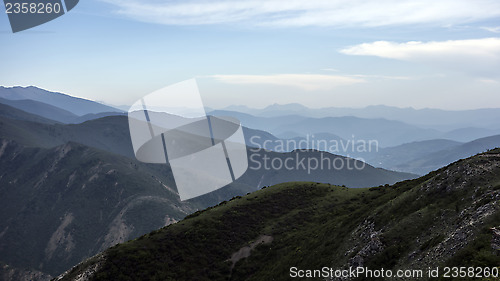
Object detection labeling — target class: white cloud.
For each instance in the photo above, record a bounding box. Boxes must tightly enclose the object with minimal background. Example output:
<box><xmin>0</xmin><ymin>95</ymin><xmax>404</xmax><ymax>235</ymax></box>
<box><xmin>350</xmin><ymin>74</ymin><xmax>414</xmax><ymax>80</ymax></box>
<box><xmin>340</xmin><ymin>38</ymin><xmax>500</xmax><ymax>60</ymax></box>
<box><xmin>477</xmin><ymin>78</ymin><xmax>499</xmax><ymax>84</ymax></box>
<box><xmin>100</xmin><ymin>0</ymin><xmax>500</xmax><ymax>27</ymax></box>
<box><xmin>340</xmin><ymin>38</ymin><xmax>500</xmax><ymax>77</ymax></box>
<box><xmin>481</xmin><ymin>26</ymin><xmax>500</xmax><ymax>33</ymax></box>
<box><xmin>210</xmin><ymin>74</ymin><xmax>364</xmax><ymax>90</ymax></box>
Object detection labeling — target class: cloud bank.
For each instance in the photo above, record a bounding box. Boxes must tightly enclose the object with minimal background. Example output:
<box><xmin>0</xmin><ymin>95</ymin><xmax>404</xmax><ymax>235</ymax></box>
<box><xmin>340</xmin><ymin>37</ymin><xmax>500</xmax><ymax>77</ymax></box>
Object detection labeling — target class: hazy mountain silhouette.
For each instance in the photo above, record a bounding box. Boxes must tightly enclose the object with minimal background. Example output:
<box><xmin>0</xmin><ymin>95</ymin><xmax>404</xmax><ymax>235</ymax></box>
<box><xmin>392</xmin><ymin>134</ymin><xmax>500</xmax><ymax>175</ymax></box>
<box><xmin>223</xmin><ymin>103</ymin><xmax>500</xmax><ymax>131</ymax></box>
<box><xmin>211</xmin><ymin>110</ymin><xmax>442</xmax><ymax>147</ymax></box>
<box><xmin>363</xmin><ymin>139</ymin><xmax>463</xmax><ymax>168</ymax></box>
<box><xmin>0</xmin><ymin>102</ymin><xmax>59</xmax><ymax>125</ymax></box>
<box><xmin>0</xmin><ymin>86</ymin><xmax>122</xmax><ymax>116</ymax></box>
<box><xmin>0</xmin><ymin>97</ymin><xmax>78</xmax><ymax>123</ymax></box>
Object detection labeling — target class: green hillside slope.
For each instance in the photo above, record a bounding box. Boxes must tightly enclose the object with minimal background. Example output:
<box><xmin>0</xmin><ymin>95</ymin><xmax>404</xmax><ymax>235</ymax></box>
<box><xmin>58</xmin><ymin>149</ymin><xmax>500</xmax><ymax>281</ymax></box>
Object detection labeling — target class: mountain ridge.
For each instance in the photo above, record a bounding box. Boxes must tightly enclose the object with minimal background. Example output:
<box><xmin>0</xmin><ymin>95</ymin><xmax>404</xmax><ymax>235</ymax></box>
<box><xmin>0</xmin><ymin>136</ymin><xmax>414</xmax><ymax>278</ymax></box>
<box><xmin>0</xmin><ymin>86</ymin><xmax>123</xmax><ymax>116</ymax></box>
<box><xmin>56</xmin><ymin>148</ymin><xmax>500</xmax><ymax>281</ymax></box>
<box><xmin>222</xmin><ymin>103</ymin><xmax>500</xmax><ymax>131</ymax></box>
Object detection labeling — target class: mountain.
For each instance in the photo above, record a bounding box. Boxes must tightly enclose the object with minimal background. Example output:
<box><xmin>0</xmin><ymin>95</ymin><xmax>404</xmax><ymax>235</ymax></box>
<box><xmin>2</xmin><ymin>87</ymin><xmax>498</xmax><ymax>280</ymax></box>
<box><xmin>0</xmin><ymin>139</ymin><xmax>193</xmax><ymax>278</ymax></box>
<box><xmin>56</xmin><ymin>148</ymin><xmax>500</xmax><ymax>281</ymax></box>
<box><xmin>351</xmin><ymin>105</ymin><xmax>500</xmax><ymax>131</ymax></box>
<box><xmin>275</xmin><ymin>116</ymin><xmax>442</xmax><ymax>147</ymax></box>
<box><xmin>0</xmin><ymin>103</ymin><xmax>58</xmax><ymax>125</ymax></box>
<box><xmin>209</xmin><ymin>110</ymin><xmax>308</xmax><ymax>134</ymax></box>
<box><xmin>363</xmin><ymin>139</ymin><xmax>463</xmax><ymax>168</ymax></box>
<box><xmin>70</xmin><ymin>112</ymin><xmax>126</xmax><ymax>124</ymax></box>
<box><xmin>0</xmin><ymin>86</ymin><xmax>123</xmax><ymax>116</ymax></box>
<box><xmin>0</xmin><ymin>132</ymin><xmax>414</xmax><ymax>278</ymax></box>
<box><xmin>0</xmin><ymin>97</ymin><xmax>125</xmax><ymax>124</ymax></box>
<box><xmin>222</xmin><ymin>103</ymin><xmax>500</xmax><ymax>131</ymax></box>
<box><xmin>1</xmin><ymin>102</ymin><xmax>495</xmax><ymax>181</ymax></box>
<box><xmin>243</xmin><ymin>128</ymin><xmax>349</xmax><ymax>155</ymax></box>
<box><xmin>0</xmin><ymin>107</ymin><xmax>363</xmax><ymax>163</ymax></box>
<box><xmin>0</xmin><ymin>97</ymin><xmax>78</xmax><ymax>123</ymax></box>
<box><xmin>0</xmin><ymin>106</ymin><xmax>414</xmax><ymax>190</ymax></box>
<box><xmin>443</xmin><ymin>127</ymin><xmax>500</xmax><ymax>143</ymax></box>
<box><xmin>242</xmin><ymin>127</ymin><xmax>280</xmax><ymax>149</ymax></box>
<box><xmin>213</xmin><ymin>108</ymin><xmax>500</xmax><ymax>148</ymax></box>
<box><xmin>244</xmin><ymin>129</ymin><xmax>500</xmax><ymax>178</ymax></box>
<box><xmin>0</xmin><ymin>114</ymin><xmax>135</xmax><ymax>158</ymax></box>
<box><xmin>190</xmin><ymin>148</ymin><xmax>416</xmax><ymax>210</ymax></box>
<box><xmin>393</xmin><ymin>134</ymin><xmax>500</xmax><ymax>175</ymax></box>
<box><xmin>211</xmin><ymin>110</ymin><xmax>442</xmax><ymax>147</ymax></box>
<box><xmin>258</xmin><ymin>103</ymin><xmax>310</xmax><ymax>116</ymax></box>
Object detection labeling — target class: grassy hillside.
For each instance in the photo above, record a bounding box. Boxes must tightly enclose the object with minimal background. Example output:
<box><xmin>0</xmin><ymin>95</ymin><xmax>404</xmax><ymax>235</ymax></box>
<box><xmin>58</xmin><ymin>148</ymin><xmax>500</xmax><ymax>281</ymax></box>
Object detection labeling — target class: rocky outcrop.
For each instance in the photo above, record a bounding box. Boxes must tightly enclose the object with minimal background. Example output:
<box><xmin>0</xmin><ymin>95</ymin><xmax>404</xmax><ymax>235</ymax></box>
<box><xmin>346</xmin><ymin>220</ymin><xmax>384</xmax><ymax>268</ymax></box>
<box><xmin>492</xmin><ymin>227</ymin><xmax>500</xmax><ymax>254</ymax></box>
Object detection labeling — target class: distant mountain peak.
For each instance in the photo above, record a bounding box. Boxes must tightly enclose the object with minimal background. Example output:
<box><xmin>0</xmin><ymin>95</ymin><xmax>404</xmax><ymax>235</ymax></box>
<box><xmin>263</xmin><ymin>102</ymin><xmax>309</xmax><ymax>111</ymax></box>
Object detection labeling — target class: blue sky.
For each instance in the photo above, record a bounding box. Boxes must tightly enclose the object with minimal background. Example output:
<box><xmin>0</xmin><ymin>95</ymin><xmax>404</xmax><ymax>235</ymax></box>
<box><xmin>1</xmin><ymin>0</ymin><xmax>500</xmax><ymax>110</ymax></box>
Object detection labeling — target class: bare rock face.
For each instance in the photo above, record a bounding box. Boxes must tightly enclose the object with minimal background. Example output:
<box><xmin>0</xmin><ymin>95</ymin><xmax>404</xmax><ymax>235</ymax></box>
<box><xmin>54</xmin><ymin>253</ymin><xmax>106</xmax><ymax>281</ymax></box>
<box><xmin>492</xmin><ymin>227</ymin><xmax>500</xmax><ymax>254</ymax></box>
<box><xmin>347</xmin><ymin>220</ymin><xmax>384</xmax><ymax>268</ymax></box>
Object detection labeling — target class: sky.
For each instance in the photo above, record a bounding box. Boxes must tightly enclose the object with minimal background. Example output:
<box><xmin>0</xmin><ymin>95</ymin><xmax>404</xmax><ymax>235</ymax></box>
<box><xmin>1</xmin><ymin>0</ymin><xmax>500</xmax><ymax>110</ymax></box>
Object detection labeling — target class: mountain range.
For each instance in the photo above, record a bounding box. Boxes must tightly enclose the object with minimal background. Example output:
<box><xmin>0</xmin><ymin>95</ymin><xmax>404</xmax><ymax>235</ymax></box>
<box><xmin>210</xmin><ymin>109</ymin><xmax>500</xmax><ymax>147</ymax></box>
<box><xmin>224</xmin><ymin>103</ymin><xmax>500</xmax><ymax>131</ymax></box>
<box><xmin>4</xmin><ymin>97</ymin><xmax>497</xmax><ymax>177</ymax></box>
<box><xmin>2</xmin><ymin>86</ymin><xmax>499</xmax><ymax>177</ymax></box>
<box><xmin>56</xmin><ymin>148</ymin><xmax>500</xmax><ymax>281</ymax></box>
<box><xmin>388</xmin><ymin>134</ymin><xmax>500</xmax><ymax>175</ymax></box>
<box><xmin>0</xmin><ymin>105</ymin><xmax>414</xmax><ymax>279</ymax></box>
<box><xmin>1</xmin><ymin>86</ymin><xmax>499</xmax><ymax>280</ymax></box>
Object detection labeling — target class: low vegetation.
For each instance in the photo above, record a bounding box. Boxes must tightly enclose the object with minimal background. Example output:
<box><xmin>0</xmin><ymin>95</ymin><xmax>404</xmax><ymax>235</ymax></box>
<box><xmin>59</xmin><ymin>149</ymin><xmax>500</xmax><ymax>280</ymax></box>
